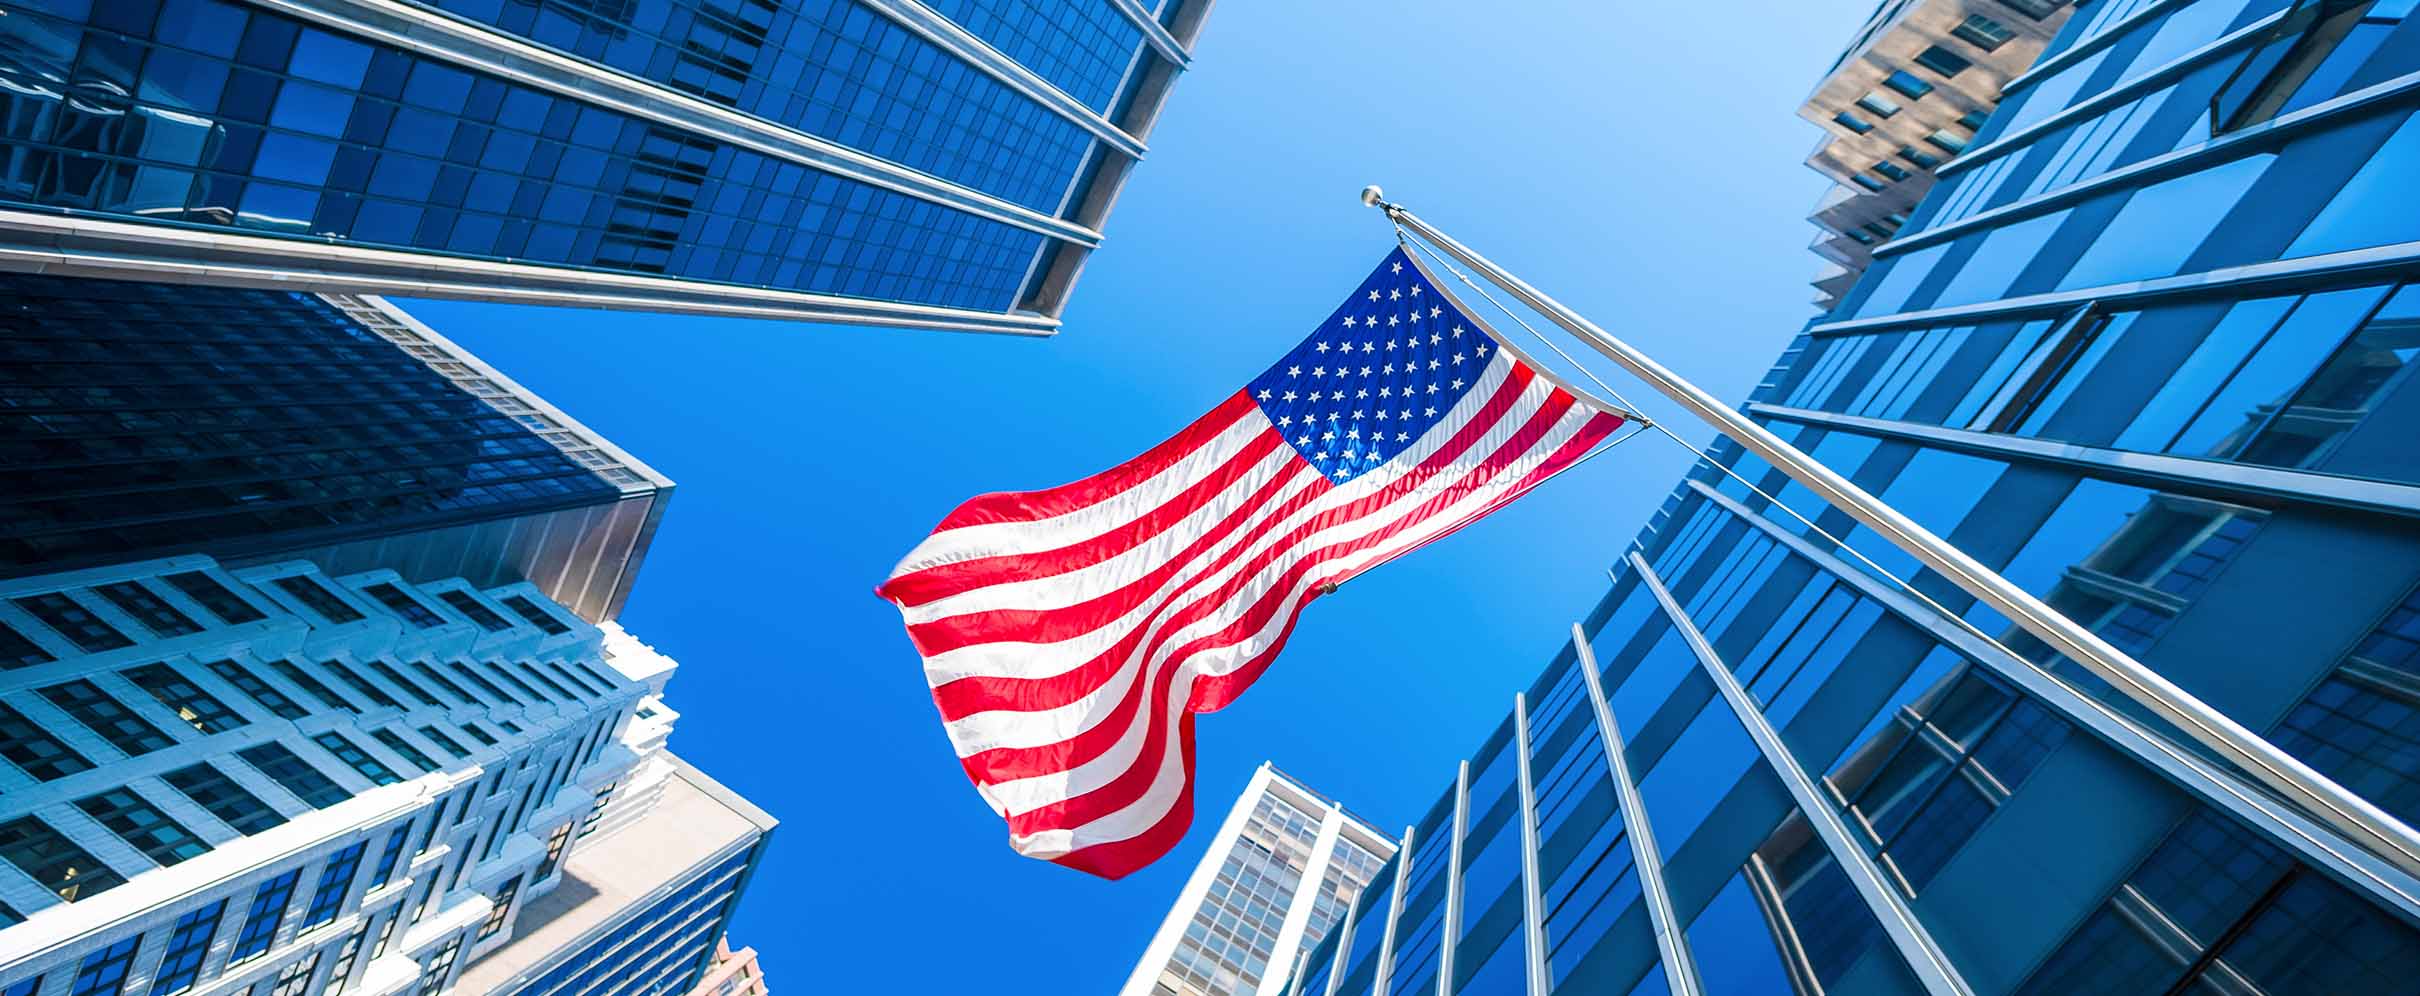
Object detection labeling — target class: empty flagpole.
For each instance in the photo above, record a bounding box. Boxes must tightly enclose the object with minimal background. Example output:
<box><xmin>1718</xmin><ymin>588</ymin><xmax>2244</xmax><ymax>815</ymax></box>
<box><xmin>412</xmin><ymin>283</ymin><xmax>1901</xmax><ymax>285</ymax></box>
<box><xmin>1359</xmin><ymin>185</ymin><xmax>2420</xmax><ymax>881</ymax></box>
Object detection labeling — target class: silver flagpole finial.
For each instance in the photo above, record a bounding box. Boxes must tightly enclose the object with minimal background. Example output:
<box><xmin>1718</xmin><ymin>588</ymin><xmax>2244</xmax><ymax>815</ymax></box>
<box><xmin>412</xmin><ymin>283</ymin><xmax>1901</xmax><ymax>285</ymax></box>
<box><xmin>1358</xmin><ymin>184</ymin><xmax>1386</xmax><ymax>208</ymax></box>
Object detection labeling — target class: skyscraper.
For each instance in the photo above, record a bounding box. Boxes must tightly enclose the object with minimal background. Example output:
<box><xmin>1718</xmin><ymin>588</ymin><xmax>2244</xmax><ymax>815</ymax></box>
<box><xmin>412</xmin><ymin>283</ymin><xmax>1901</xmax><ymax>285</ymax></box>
<box><xmin>1289</xmin><ymin>1</ymin><xmax>2420</xmax><ymax>993</ymax></box>
<box><xmin>1125</xmin><ymin>764</ymin><xmax>1396</xmax><ymax>996</ymax></box>
<box><xmin>1800</xmin><ymin>0</ymin><xmax>2076</xmax><ymax>309</ymax></box>
<box><xmin>684</xmin><ymin>936</ymin><xmax>771</xmax><ymax>996</ymax></box>
<box><xmin>0</xmin><ymin>272</ymin><xmax>670</xmax><ymax>622</ymax></box>
<box><xmin>0</xmin><ymin>553</ymin><xmax>769</xmax><ymax>996</ymax></box>
<box><xmin>0</xmin><ymin>0</ymin><xmax>1213</xmax><ymax>333</ymax></box>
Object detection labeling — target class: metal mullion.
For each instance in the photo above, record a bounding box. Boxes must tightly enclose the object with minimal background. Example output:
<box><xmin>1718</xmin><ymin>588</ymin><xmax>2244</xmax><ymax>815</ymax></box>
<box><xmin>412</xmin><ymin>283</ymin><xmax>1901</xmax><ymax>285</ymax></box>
<box><xmin>1744</xmin><ymin>403</ymin><xmax>2420</xmax><ymax>521</ymax></box>
<box><xmin>1629</xmin><ymin>553</ymin><xmax>1975</xmax><ymax>996</ymax></box>
<box><xmin>1686</xmin><ymin>478</ymin><xmax>2420</xmax><ymax>922</ymax></box>
<box><xmin>1435</xmin><ymin>761</ymin><xmax>1468</xmax><ymax>996</ymax></box>
<box><xmin>1368</xmin><ymin>824</ymin><xmax>1417</xmax><ymax>996</ymax></box>
<box><xmin>1512</xmin><ymin>694</ymin><xmax>1549</xmax><ymax>996</ymax></box>
<box><xmin>1570</xmin><ymin>622</ymin><xmax>1705</xmax><ymax>996</ymax></box>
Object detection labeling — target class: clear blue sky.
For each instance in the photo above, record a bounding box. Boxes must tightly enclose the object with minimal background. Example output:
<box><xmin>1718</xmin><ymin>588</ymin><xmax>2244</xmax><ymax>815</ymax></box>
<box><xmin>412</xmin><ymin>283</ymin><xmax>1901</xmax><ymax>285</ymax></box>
<box><xmin>409</xmin><ymin>1</ymin><xmax>1870</xmax><ymax>988</ymax></box>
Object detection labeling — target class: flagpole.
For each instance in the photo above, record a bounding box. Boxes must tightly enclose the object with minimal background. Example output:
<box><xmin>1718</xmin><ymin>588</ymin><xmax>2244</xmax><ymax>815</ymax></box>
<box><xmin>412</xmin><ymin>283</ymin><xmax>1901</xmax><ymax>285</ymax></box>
<box><xmin>1359</xmin><ymin>185</ymin><xmax>2420</xmax><ymax>881</ymax></box>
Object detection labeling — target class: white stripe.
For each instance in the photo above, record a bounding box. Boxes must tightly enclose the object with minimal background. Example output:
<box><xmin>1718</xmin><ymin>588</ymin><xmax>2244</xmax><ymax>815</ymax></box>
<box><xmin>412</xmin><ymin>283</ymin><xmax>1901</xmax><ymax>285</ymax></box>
<box><xmin>983</xmin><ymin>399</ymin><xmax>1601</xmax><ymax>823</ymax></box>
<box><xmin>915</xmin><ymin>356</ymin><xmax>1520</xmax><ymax>687</ymax></box>
<box><xmin>888</xmin><ymin>405</ymin><xmax>1272</xmax><ymax>580</ymax></box>
<box><xmin>897</xmin><ymin>443</ymin><xmax>1303</xmax><ymax>625</ymax></box>
<box><xmin>1009</xmin><ymin>402</ymin><xmax>1610</xmax><ymax>854</ymax></box>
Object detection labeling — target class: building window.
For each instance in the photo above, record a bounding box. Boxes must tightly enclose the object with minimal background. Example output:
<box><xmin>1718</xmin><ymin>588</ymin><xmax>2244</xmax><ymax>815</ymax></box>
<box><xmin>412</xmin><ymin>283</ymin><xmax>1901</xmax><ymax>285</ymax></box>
<box><xmin>2213</xmin><ymin>0</ymin><xmax>2408</xmax><ymax>135</ymax></box>
<box><xmin>520</xmin><ymin>663</ymin><xmax>577</xmax><ymax>701</ymax></box>
<box><xmin>1957</xmin><ymin>109</ymin><xmax>1989</xmax><ymax>131</ymax></box>
<box><xmin>1951</xmin><ymin>14</ymin><xmax>2017</xmax><ymax>51</ymax></box>
<box><xmin>164</xmin><ymin>571</ymin><xmax>267</xmax><ymax>625</ymax></box>
<box><xmin>0</xmin><ymin>619</ymin><xmax>54</xmax><ymax>670</ymax></box>
<box><xmin>265</xmin><ymin>952</ymin><xmax>319</xmax><ymax>996</ymax></box>
<box><xmin>437</xmin><ymin>590</ymin><xmax>512</xmax><ymax>632</ymax></box>
<box><xmin>272</xmin><ymin>576</ymin><xmax>364</xmax><ymax>624</ymax></box>
<box><xmin>1854</xmin><ymin>90</ymin><xmax>1902</xmax><ymax>118</ymax></box>
<box><xmin>301</xmin><ymin>842</ymin><xmax>367</xmax><ymax>931</ymax></box>
<box><xmin>364</xmin><ymin>584</ymin><xmax>444</xmax><ymax>629</ymax></box>
<box><xmin>1830</xmin><ymin>669</ymin><xmax>2072</xmax><ymax>890</ymax></box>
<box><xmin>1871</xmin><ymin>160</ymin><xmax>1912</xmax><ymax>182</ymax></box>
<box><xmin>75</xmin><ymin>788</ymin><xmax>211</xmax><ymax>866</ymax></box>
<box><xmin>537</xmin><ymin>823</ymin><xmax>573</xmax><ymax>880</ymax></box>
<box><xmin>14</xmin><ymin>594</ymin><xmax>133</xmax><ymax>653</ymax></box>
<box><xmin>547</xmin><ymin>663</ymin><xmax>601</xmax><ymax>698</ymax></box>
<box><xmin>239</xmin><ymin>742</ymin><xmax>355</xmax><ymax>808</ymax></box>
<box><xmin>40</xmin><ymin>680</ymin><xmax>174</xmax><ymax>756</ymax></box>
<box><xmin>498</xmin><ymin>595</ymin><xmax>570</xmax><ymax>635</ymax></box>
<box><xmin>459</xmin><ymin>722</ymin><xmax>500</xmax><ymax>747</ymax></box>
<box><xmin>149</xmin><ymin>900</ymin><xmax>227</xmax><ymax>996</ymax></box>
<box><xmin>229</xmin><ymin>868</ymin><xmax>303</xmax><ymax>963</ymax></box>
<box><xmin>122</xmin><ymin>663</ymin><xmax>247</xmax><ymax>734</ymax></box>
<box><xmin>206</xmin><ymin>660</ymin><xmax>309</xmax><ymax>720</ymax></box>
<box><xmin>0</xmin><ymin>701</ymin><xmax>94</xmax><ymax>780</ymax></box>
<box><xmin>325</xmin><ymin>920</ymin><xmax>371</xmax><ymax>995</ymax></box>
<box><xmin>0</xmin><ymin>816</ymin><xmax>126</xmax><ymax>901</ymax></box>
<box><xmin>93</xmin><ymin>582</ymin><xmax>202</xmax><ymax>638</ymax></box>
<box><xmin>579</xmin><ymin>783</ymin><xmax>616</xmax><ymax>838</ymax></box>
<box><xmin>1924</xmin><ymin>127</ymin><xmax>1971</xmax><ymax>155</ymax></box>
<box><xmin>490</xmin><ymin>663</ymin><xmax>549</xmax><ymax>704</ymax></box>
<box><xmin>314</xmin><ymin>732</ymin><xmax>403</xmax><ymax>785</ymax></box>
<box><xmin>371</xmin><ymin>730</ymin><xmax>441</xmax><ymax>774</ymax></box>
<box><xmin>449</xmin><ymin>662</ymin><xmax>518</xmax><ymax>706</ymax></box>
<box><xmin>1852</xmin><ymin>174</ymin><xmax>1890</xmax><ymax>192</ymax></box>
<box><xmin>371</xmin><ymin>910</ymin><xmax>400</xmax><ymax>958</ymax></box>
<box><xmin>163</xmin><ymin>762</ymin><xmax>289</xmax><ymax>834</ymax></box>
<box><xmin>417</xmin><ymin>936</ymin><xmax>463</xmax><ymax>996</ymax></box>
<box><xmin>370</xmin><ymin>824</ymin><xmax>413</xmax><ymax>887</ymax></box>
<box><xmin>326</xmin><ymin>662</ymin><xmax>403</xmax><ymax>711</ymax></box>
<box><xmin>1880</xmin><ymin>69</ymin><xmax>1933</xmax><ymax>100</ymax></box>
<box><xmin>409</xmin><ymin>662</ymin><xmax>476</xmax><ymax>706</ymax></box>
<box><xmin>416</xmin><ymin>726</ymin><xmax>471</xmax><ymax>760</ymax></box>
<box><xmin>368</xmin><ymin>663</ymin><xmax>444</xmax><ymax>708</ymax></box>
<box><xmin>1914</xmin><ymin>44</ymin><xmax>1972</xmax><ymax>77</ymax></box>
<box><xmin>478</xmin><ymin>875</ymin><xmax>522</xmax><ymax>938</ymax></box>
<box><xmin>2002</xmin><ymin>0</ymin><xmax>2066</xmax><ymax>20</ymax></box>
<box><xmin>1896</xmin><ymin>144</ymin><xmax>1943</xmax><ymax>169</ymax></box>
<box><xmin>271</xmin><ymin>661</ymin><xmax>359</xmax><ymax>714</ymax></box>
<box><xmin>69</xmin><ymin>935</ymin><xmax>141</xmax><ymax>996</ymax></box>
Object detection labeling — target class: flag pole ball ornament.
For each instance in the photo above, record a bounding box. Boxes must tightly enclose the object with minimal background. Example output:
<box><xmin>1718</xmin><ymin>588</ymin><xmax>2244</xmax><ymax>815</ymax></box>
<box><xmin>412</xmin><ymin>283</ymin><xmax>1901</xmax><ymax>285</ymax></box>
<box><xmin>876</xmin><ymin>247</ymin><xmax>1626</xmax><ymax>878</ymax></box>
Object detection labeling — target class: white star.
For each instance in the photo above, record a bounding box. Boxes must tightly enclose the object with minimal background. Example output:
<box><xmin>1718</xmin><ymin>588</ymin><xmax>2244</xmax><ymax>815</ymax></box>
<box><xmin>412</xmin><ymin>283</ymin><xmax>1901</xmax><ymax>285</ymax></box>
<box><xmin>1341</xmin><ymin>316</ymin><xmax>1357</xmax><ymax>328</ymax></box>
<box><xmin>1425</xmin><ymin>406</ymin><xmax>1439</xmax><ymax>417</ymax></box>
<box><xmin>1400</xmin><ymin>410</ymin><xmax>1412</xmax><ymax>420</ymax></box>
<box><xmin>1368</xmin><ymin>290</ymin><xmax>1380</xmax><ymax>302</ymax></box>
<box><xmin>1382</xmin><ymin>363</ymin><xmax>1395</xmax><ymax>374</ymax></box>
<box><xmin>1287</xmin><ymin>365</ymin><xmax>1301</xmax><ymax>377</ymax></box>
<box><xmin>1388</xmin><ymin>289</ymin><xmax>1402</xmax><ymax>300</ymax></box>
<box><xmin>1387</xmin><ymin>315</ymin><xmax>1400</xmax><ymax>327</ymax></box>
<box><xmin>1281</xmin><ymin>390</ymin><xmax>1296</xmax><ymax>401</ymax></box>
<box><xmin>1315</xmin><ymin>342</ymin><xmax>1330</xmax><ymax>353</ymax></box>
<box><xmin>1452</xmin><ymin>326</ymin><xmax>1465</xmax><ymax>338</ymax></box>
<box><xmin>1297</xmin><ymin>434</ymin><xmax>1311</xmax><ymax>446</ymax></box>
<box><xmin>1390</xmin><ymin>261</ymin><xmax>1402</xmax><ymax>273</ymax></box>
<box><xmin>1452</xmin><ymin>352</ymin><xmax>1467</xmax><ymax>365</ymax></box>
<box><xmin>1343</xmin><ymin>448</ymin><xmax>1357</xmax><ymax>459</ymax></box>
<box><xmin>1365</xmin><ymin>315</ymin><xmax>1377</xmax><ymax>326</ymax></box>
<box><xmin>1427</xmin><ymin>383</ymin><xmax>1440</xmax><ymax>394</ymax></box>
<box><xmin>1359</xmin><ymin>366</ymin><xmax>1372</xmax><ymax>376</ymax></box>
<box><xmin>1378</xmin><ymin>386</ymin><xmax>1393</xmax><ymax>398</ymax></box>
<box><xmin>1376</xmin><ymin>409</ymin><xmax>1390</xmax><ymax>420</ymax></box>
<box><xmin>1256</xmin><ymin>389</ymin><xmax>1271</xmax><ymax>400</ymax></box>
<box><xmin>1318</xmin><ymin>451</ymin><xmax>1330</xmax><ymax>460</ymax></box>
<box><xmin>1451</xmin><ymin>378</ymin><xmax>1466</xmax><ymax>389</ymax></box>
<box><xmin>1410</xmin><ymin>285</ymin><xmax>1423</xmax><ymax>296</ymax></box>
<box><xmin>1386</xmin><ymin>339</ymin><xmax>1399</xmax><ymax>350</ymax></box>
<box><xmin>1476</xmin><ymin>343</ymin><xmax>1490</xmax><ymax>356</ymax></box>
<box><xmin>1335</xmin><ymin>469</ymin><xmax>1351</xmax><ymax>479</ymax></box>
<box><xmin>1430</xmin><ymin>306</ymin><xmax>1442</xmax><ymax>318</ymax></box>
<box><xmin>1355</xmin><ymin>388</ymin><xmax>1370</xmax><ymax>399</ymax></box>
<box><xmin>1351</xmin><ymin>409</ymin><xmax>1366</xmax><ymax>419</ymax></box>
<box><xmin>1322</xmin><ymin>430</ymin><xmax>1336</xmax><ymax>442</ymax></box>
<box><xmin>1277</xmin><ymin>414</ymin><xmax>1292</xmax><ymax>427</ymax></box>
<box><xmin>1361</xmin><ymin>342</ymin><xmax>1376</xmax><ymax>354</ymax></box>
<box><xmin>1430</xmin><ymin>333</ymin><xmax>1444</xmax><ymax>345</ymax></box>
<box><xmin>1429</xmin><ymin>359</ymin><xmax>1442</xmax><ymax>370</ymax></box>
<box><xmin>1346</xmin><ymin>428</ymin><xmax>1360</xmax><ymax>440</ymax></box>
<box><xmin>1396</xmin><ymin>432</ymin><xmax>1409</xmax><ymax>442</ymax></box>
<box><xmin>1409</xmin><ymin>310</ymin><xmax>1422</xmax><ymax>323</ymax></box>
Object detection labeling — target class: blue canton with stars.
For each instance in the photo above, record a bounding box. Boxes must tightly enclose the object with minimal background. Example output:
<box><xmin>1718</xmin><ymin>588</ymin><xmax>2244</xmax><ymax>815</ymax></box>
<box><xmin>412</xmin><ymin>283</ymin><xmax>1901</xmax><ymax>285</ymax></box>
<box><xmin>1246</xmin><ymin>247</ymin><xmax>1505</xmax><ymax>485</ymax></box>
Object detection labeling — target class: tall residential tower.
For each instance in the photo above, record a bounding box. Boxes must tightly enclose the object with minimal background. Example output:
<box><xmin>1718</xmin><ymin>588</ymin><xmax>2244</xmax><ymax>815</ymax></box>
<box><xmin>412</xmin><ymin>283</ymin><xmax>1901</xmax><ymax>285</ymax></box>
<box><xmin>0</xmin><ymin>0</ymin><xmax>1214</xmax><ymax>333</ymax></box>
<box><xmin>1290</xmin><ymin>1</ymin><xmax>2420</xmax><ymax>993</ymax></box>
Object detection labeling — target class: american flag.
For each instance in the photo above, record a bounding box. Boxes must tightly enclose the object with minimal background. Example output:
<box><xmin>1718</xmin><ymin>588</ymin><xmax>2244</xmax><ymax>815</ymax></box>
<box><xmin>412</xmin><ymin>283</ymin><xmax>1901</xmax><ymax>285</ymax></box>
<box><xmin>878</xmin><ymin>248</ymin><xmax>1627</xmax><ymax>878</ymax></box>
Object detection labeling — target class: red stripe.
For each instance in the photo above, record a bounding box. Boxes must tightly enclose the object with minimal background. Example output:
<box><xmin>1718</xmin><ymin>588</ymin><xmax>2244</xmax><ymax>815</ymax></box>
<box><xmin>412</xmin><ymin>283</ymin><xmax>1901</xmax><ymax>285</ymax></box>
<box><xmin>1048</xmin><ymin>712</ymin><xmax>1202</xmax><ymax>880</ymax></box>
<box><xmin>933</xmin><ymin>366</ymin><xmax>1538</xmax><ymax>734</ymax></box>
<box><xmin>881</xmin><ymin>429</ymin><xmax>1291</xmax><ymax>609</ymax></box>
<box><xmin>920</xmin><ymin>392</ymin><xmax>1259</xmax><ymax>535</ymax></box>
<box><xmin>994</xmin><ymin>388</ymin><xmax>1584</xmax><ymax>836</ymax></box>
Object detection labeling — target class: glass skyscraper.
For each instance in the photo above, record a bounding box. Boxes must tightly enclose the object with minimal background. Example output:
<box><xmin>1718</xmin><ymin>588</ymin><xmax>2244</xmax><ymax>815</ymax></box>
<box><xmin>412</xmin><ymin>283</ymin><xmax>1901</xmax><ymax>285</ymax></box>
<box><xmin>0</xmin><ymin>272</ymin><xmax>670</xmax><ymax>622</ymax></box>
<box><xmin>0</xmin><ymin>0</ymin><xmax>1210</xmax><ymax>332</ymax></box>
<box><xmin>1289</xmin><ymin>1</ymin><xmax>2420</xmax><ymax>994</ymax></box>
